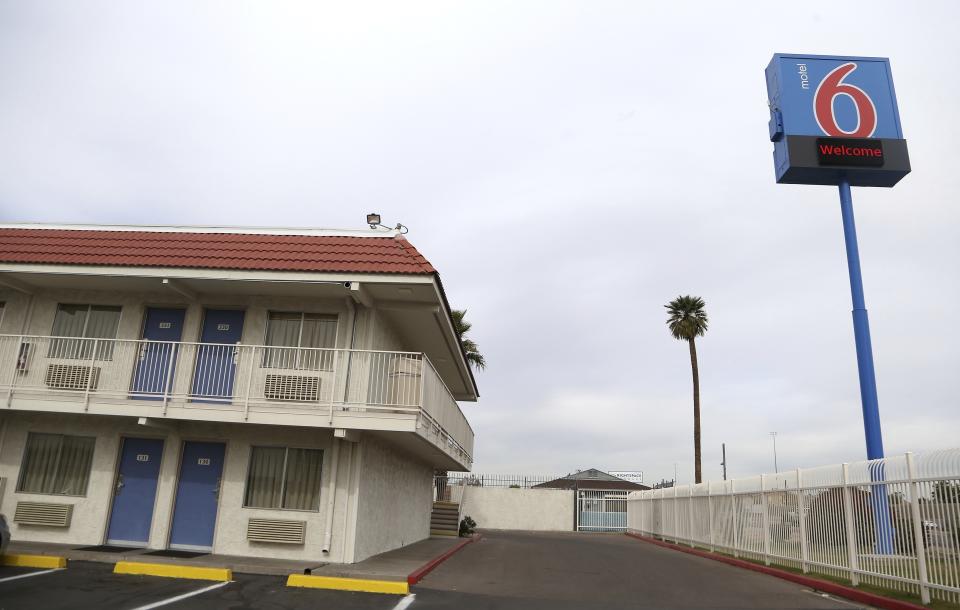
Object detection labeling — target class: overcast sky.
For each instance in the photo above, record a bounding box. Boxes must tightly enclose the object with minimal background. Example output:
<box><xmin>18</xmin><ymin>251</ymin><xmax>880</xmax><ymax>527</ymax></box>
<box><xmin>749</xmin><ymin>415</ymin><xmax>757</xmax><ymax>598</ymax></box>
<box><xmin>1</xmin><ymin>1</ymin><xmax>958</xmax><ymax>484</ymax></box>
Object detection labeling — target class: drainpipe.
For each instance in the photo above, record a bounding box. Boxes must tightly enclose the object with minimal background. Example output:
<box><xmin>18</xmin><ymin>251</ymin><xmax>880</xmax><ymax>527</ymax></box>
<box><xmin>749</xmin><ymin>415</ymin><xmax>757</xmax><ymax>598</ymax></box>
<box><xmin>338</xmin><ymin>442</ymin><xmax>357</xmax><ymax>562</ymax></box>
<box><xmin>321</xmin><ymin>438</ymin><xmax>341</xmax><ymax>554</ymax></box>
<box><xmin>341</xmin><ymin>298</ymin><xmax>359</xmax><ymax>403</ymax></box>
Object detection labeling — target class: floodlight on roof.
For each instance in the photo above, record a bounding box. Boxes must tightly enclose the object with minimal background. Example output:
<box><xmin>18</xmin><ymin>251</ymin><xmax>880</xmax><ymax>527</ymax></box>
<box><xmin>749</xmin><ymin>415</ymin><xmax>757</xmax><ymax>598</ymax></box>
<box><xmin>365</xmin><ymin>213</ymin><xmax>408</xmax><ymax>234</ymax></box>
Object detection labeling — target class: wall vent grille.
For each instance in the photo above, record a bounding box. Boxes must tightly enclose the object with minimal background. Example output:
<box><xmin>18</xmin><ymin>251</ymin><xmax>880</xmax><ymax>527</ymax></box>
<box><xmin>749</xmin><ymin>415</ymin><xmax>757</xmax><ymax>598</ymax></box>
<box><xmin>45</xmin><ymin>364</ymin><xmax>100</xmax><ymax>390</ymax></box>
<box><xmin>264</xmin><ymin>374</ymin><xmax>319</xmax><ymax>401</ymax></box>
<box><xmin>14</xmin><ymin>501</ymin><xmax>73</xmax><ymax>527</ymax></box>
<box><xmin>246</xmin><ymin>518</ymin><xmax>306</xmax><ymax>544</ymax></box>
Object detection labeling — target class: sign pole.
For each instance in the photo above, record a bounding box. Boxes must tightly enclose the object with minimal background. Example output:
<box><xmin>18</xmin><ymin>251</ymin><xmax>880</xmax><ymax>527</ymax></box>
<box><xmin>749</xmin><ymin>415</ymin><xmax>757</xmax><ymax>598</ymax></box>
<box><xmin>837</xmin><ymin>176</ymin><xmax>894</xmax><ymax>554</ymax></box>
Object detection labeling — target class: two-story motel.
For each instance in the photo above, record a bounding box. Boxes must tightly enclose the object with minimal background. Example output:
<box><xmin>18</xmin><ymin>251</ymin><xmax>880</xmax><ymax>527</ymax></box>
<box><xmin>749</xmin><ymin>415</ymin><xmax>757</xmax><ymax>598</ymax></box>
<box><xmin>0</xmin><ymin>224</ymin><xmax>477</xmax><ymax>563</ymax></box>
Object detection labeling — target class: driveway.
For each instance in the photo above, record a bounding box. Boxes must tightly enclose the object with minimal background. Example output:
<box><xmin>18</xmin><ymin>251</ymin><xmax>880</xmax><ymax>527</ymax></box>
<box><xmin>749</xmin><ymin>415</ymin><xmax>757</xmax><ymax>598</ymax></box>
<box><xmin>411</xmin><ymin>530</ymin><xmax>868</xmax><ymax>609</ymax></box>
<box><xmin>0</xmin><ymin>532</ymin><xmax>871</xmax><ymax>609</ymax></box>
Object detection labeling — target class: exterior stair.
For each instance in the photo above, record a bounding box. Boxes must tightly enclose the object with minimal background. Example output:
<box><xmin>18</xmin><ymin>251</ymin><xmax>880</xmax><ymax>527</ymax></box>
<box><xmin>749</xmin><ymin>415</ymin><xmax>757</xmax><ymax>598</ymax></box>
<box><xmin>430</xmin><ymin>501</ymin><xmax>460</xmax><ymax>537</ymax></box>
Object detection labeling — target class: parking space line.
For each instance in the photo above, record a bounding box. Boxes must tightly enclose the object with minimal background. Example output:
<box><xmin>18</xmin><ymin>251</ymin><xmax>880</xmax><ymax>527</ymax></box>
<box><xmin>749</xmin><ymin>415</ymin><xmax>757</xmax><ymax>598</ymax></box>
<box><xmin>0</xmin><ymin>568</ymin><xmax>65</xmax><ymax>583</ymax></box>
<box><xmin>392</xmin><ymin>593</ymin><xmax>416</xmax><ymax>610</ymax></box>
<box><xmin>127</xmin><ymin>581</ymin><xmax>231</xmax><ymax>610</ymax></box>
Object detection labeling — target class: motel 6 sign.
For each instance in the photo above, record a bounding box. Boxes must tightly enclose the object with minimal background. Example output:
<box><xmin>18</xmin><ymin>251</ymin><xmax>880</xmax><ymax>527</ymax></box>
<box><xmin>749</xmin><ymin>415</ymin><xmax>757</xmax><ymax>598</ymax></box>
<box><xmin>765</xmin><ymin>54</ymin><xmax>910</xmax><ymax>186</ymax></box>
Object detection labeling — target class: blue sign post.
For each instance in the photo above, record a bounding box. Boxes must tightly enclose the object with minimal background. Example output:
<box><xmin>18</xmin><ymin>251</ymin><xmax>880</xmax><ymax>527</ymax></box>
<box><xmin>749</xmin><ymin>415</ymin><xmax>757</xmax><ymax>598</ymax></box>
<box><xmin>766</xmin><ymin>54</ymin><xmax>910</xmax><ymax>554</ymax></box>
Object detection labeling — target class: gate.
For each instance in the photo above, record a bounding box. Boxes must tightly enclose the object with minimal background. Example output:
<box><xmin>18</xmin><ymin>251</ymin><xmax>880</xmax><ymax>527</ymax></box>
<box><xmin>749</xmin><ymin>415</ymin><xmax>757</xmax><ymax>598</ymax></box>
<box><xmin>577</xmin><ymin>490</ymin><xmax>628</xmax><ymax>532</ymax></box>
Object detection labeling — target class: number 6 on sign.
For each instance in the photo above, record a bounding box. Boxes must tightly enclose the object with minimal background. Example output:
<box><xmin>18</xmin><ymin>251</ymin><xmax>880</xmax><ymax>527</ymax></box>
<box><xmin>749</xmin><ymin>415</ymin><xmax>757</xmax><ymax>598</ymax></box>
<box><xmin>814</xmin><ymin>62</ymin><xmax>878</xmax><ymax>138</ymax></box>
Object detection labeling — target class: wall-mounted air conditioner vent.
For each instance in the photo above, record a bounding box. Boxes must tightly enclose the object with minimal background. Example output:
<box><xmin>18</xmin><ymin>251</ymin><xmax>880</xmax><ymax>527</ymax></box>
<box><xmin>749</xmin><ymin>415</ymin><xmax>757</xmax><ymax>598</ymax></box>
<box><xmin>14</xmin><ymin>501</ymin><xmax>74</xmax><ymax>527</ymax></box>
<box><xmin>264</xmin><ymin>374</ymin><xmax>319</xmax><ymax>401</ymax></box>
<box><xmin>246</xmin><ymin>518</ymin><xmax>306</xmax><ymax>544</ymax></box>
<box><xmin>45</xmin><ymin>364</ymin><xmax>100</xmax><ymax>390</ymax></box>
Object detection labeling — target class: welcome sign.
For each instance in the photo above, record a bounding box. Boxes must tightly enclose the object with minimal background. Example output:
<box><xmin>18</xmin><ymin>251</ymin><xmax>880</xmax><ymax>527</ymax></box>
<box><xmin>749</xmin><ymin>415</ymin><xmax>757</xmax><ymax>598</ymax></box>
<box><xmin>765</xmin><ymin>54</ymin><xmax>910</xmax><ymax>187</ymax></box>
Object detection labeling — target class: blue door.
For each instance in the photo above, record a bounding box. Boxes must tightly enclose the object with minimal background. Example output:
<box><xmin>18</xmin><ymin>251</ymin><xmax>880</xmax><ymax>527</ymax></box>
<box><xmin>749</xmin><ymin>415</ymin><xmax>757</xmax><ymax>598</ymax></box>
<box><xmin>191</xmin><ymin>309</ymin><xmax>245</xmax><ymax>402</ymax></box>
<box><xmin>132</xmin><ymin>308</ymin><xmax>186</xmax><ymax>400</ymax></box>
<box><xmin>106</xmin><ymin>437</ymin><xmax>165</xmax><ymax>546</ymax></box>
<box><xmin>169</xmin><ymin>441</ymin><xmax>226</xmax><ymax>551</ymax></box>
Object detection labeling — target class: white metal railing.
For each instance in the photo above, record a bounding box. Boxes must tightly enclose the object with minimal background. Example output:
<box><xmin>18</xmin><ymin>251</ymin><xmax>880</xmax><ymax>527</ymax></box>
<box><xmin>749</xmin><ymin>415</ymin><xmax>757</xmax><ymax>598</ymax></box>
<box><xmin>0</xmin><ymin>334</ymin><xmax>472</xmax><ymax>465</ymax></box>
<box><xmin>439</xmin><ymin>473</ymin><xmax>560</xmax><ymax>490</ymax></box>
<box><xmin>627</xmin><ymin>450</ymin><xmax>960</xmax><ymax>605</ymax></box>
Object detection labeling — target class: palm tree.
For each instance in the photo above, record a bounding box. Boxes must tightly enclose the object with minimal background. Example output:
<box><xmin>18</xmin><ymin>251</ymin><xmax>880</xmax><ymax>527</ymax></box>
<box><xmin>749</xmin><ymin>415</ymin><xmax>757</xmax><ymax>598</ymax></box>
<box><xmin>665</xmin><ymin>295</ymin><xmax>709</xmax><ymax>484</ymax></box>
<box><xmin>451</xmin><ymin>309</ymin><xmax>486</xmax><ymax>371</ymax></box>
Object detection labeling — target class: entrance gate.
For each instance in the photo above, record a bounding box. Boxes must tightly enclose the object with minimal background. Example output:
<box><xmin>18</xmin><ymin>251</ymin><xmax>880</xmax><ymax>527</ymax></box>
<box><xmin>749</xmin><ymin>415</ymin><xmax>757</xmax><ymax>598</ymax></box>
<box><xmin>576</xmin><ymin>490</ymin><xmax>628</xmax><ymax>532</ymax></box>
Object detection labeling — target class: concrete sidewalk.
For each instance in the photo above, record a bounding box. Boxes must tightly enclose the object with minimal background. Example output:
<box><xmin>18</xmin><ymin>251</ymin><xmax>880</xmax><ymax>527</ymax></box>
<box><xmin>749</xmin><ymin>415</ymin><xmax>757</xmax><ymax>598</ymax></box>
<box><xmin>306</xmin><ymin>536</ymin><xmax>463</xmax><ymax>581</ymax></box>
<box><xmin>5</xmin><ymin>535</ymin><xmax>463</xmax><ymax>579</ymax></box>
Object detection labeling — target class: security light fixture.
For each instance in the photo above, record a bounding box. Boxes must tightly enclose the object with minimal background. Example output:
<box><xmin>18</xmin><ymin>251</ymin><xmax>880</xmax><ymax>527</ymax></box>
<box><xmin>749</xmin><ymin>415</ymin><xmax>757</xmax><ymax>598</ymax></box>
<box><xmin>365</xmin><ymin>213</ymin><xmax>409</xmax><ymax>234</ymax></box>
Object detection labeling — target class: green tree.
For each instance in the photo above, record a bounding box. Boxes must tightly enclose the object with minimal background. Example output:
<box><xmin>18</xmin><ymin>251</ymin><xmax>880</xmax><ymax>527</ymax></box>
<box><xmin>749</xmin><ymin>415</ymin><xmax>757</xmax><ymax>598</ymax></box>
<box><xmin>665</xmin><ymin>295</ymin><xmax>709</xmax><ymax>484</ymax></box>
<box><xmin>451</xmin><ymin>309</ymin><xmax>486</xmax><ymax>371</ymax></box>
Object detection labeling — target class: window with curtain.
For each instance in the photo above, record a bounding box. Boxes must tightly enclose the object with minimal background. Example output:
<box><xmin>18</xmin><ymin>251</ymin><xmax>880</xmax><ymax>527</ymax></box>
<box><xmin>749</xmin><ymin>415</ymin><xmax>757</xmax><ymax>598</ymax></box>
<box><xmin>262</xmin><ymin>312</ymin><xmax>337</xmax><ymax>370</ymax></box>
<box><xmin>243</xmin><ymin>446</ymin><xmax>323</xmax><ymax>511</ymax></box>
<box><xmin>17</xmin><ymin>432</ymin><xmax>96</xmax><ymax>496</ymax></box>
<box><xmin>48</xmin><ymin>304</ymin><xmax>122</xmax><ymax>360</ymax></box>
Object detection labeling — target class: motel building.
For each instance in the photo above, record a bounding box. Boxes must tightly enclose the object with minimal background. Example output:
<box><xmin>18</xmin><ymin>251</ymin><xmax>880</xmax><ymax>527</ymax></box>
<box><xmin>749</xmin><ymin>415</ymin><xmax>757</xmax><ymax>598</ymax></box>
<box><xmin>0</xmin><ymin>223</ymin><xmax>477</xmax><ymax>564</ymax></box>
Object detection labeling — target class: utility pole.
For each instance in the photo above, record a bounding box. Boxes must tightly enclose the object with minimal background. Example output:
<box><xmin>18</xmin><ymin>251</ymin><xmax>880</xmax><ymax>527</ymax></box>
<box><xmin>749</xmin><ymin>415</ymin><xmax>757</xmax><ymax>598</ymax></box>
<box><xmin>721</xmin><ymin>443</ymin><xmax>727</xmax><ymax>480</ymax></box>
<box><xmin>770</xmin><ymin>432</ymin><xmax>778</xmax><ymax>473</ymax></box>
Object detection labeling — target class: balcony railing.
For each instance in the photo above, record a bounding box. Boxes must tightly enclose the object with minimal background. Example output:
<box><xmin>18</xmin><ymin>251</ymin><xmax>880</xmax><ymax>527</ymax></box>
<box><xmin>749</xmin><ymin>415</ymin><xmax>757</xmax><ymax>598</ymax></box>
<box><xmin>0</xmin><ymin>334</ymin><xmax>473</xmax><ymax>465</ymax></box>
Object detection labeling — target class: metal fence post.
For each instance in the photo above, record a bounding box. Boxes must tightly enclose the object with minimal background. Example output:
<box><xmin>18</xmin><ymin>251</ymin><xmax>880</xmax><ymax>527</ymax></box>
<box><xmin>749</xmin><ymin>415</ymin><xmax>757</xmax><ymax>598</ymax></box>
<box><xmin>707</xmin><ymin>480</ymin><xmax>714</xmax><ymax>552</ymax></box>
<box><xmin>241</xmin><ymin>346</ymin><xmax>256</xmax><ymax>421</ymax></box>
<box><xmin>162</xmin><ymin>340</ymin><xmax>177</xmax><ymax>414</ymax></box>
<box><xmin>673</xmin><ymin>485</ymin><xmax>679</xmax><ymax>543</ymax></box>
<box><xmin>905</xmin><ymin>452</ymin><xmax>931</xmax><ymax>604</ymax></box>
<box><xmin>797</xmin><ymin>467</ymin><xmax>809</xmax><ymax>573</ymax></box>
<box><xmin>841</xmin><ymin>463</ymin><xmax>860</xmax><ymax>586</ymax></box>
<box><xmin>7</xmin><ymin>335</ymin><xmax>26</xmax><ymax>407</ymax></box>
<box><xmin>761</xmin><ymin>473</ymin><xmax>772</xmax><ymax>565</ymax></box>
<box><xmin>83</xmin><ymin>338</ymin><xmax>98</xmax><ymax>411</ymax></box>
<box><xmin>731</xmin><ymin>479</ymin><xmax>740</xmax><ymax>558</ymax></box>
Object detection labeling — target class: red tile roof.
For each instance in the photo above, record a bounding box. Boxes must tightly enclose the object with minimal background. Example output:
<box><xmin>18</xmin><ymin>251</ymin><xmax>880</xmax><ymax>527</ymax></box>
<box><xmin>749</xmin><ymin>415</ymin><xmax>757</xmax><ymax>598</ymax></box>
<box><xmin>0</xmin><ymin>228</ymin><xmax>437</xmax><ymax>275</ymax></box>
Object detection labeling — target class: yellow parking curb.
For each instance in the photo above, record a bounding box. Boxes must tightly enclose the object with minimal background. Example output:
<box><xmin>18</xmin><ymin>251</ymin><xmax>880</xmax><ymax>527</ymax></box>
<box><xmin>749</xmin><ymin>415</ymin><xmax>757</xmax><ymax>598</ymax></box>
<box><xmin>286</xmin><ymin>574</ymin><xmax>409</xmax><ymax>595</ymax></box>
<box><xmin>113</xmin><ymin>561</ymin><xmax>232</xmax><ymax>582</ymax></box>
<box><xmin>0</xmin><ymin>554</ymin><xmax>67</xmax><ymax>569</ymax></box>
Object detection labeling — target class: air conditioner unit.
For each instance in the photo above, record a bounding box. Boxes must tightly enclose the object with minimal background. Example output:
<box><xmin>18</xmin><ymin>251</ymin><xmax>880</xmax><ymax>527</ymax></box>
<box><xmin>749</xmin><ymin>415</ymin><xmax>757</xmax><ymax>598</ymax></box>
<box><xmin>264</xmin><ymin>374</ymin><xmax>319</xmax><ymax>401</ymax></box>
<box><xmin>14</xmin><ymin>501</ymin><xmax>74</xmax><ymax>527</ymax></box>
<box><xmin>45</xmin><ymin>364</ymin><xmax>100</xmax><ymax>390</ymax></box>
<box><xmin>247</xmin><ymin>518</ymin><xmax>306</xmax><ymax>544</ymax></box>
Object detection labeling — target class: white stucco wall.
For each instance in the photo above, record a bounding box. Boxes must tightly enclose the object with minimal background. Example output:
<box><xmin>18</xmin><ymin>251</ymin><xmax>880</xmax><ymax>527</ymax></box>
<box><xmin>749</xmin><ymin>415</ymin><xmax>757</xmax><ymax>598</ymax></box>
<box><xmin>0</xmin><ymin>412</ymin><xmax>361</xmax><ymax>562</ymax></box>
<box><xmin>460</xmin><ymin>487</ymin><xmax>575</xmax><ymax>531</ymax></box>
<box><xmin>0</xmin><ymin>413</ymin><xmax>130</xmax><ymax>546</ymax></box>
<box><xmin>351</xmin><ymin>434</ymin><xmax>432</xmax><ymax>562</ymax></box>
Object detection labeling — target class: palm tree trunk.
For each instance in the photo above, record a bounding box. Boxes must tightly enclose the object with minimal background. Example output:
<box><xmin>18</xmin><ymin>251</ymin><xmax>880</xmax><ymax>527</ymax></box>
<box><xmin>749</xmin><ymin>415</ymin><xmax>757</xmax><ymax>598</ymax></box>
<box><xmin>688</xmin><ymin>338</ymin><xmax>702</xmax><ymax>484</ymax></box>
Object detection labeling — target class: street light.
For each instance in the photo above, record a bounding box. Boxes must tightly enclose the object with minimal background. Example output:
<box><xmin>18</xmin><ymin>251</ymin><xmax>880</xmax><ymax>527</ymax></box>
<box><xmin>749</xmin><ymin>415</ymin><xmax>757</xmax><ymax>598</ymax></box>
<box><xmin>770</xmin><ymin>432</ymin><xmax>778</xmax><ymax>473</ymax></box>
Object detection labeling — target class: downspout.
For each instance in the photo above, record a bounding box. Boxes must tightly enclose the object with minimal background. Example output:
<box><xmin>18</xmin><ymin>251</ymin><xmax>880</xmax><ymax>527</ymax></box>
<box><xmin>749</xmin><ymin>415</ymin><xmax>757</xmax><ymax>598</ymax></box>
<box><xmin>321</xmin><ymin>438</ymin><xmax>341</xmax><ymax>554</ymax></box>
<box><xmin>339</xmin><ymin>441</ymin><xmax>358</xmax><ymax>562</ymax></box>
<box><xmin>342</xmin><ymin>297</ymin><xmax>359</xmax><ymax>403</ymax></box>
<box><xmin>0</xmin><ymin>418</ymin><xmax>7</xmax><ymax>497</ymax></box>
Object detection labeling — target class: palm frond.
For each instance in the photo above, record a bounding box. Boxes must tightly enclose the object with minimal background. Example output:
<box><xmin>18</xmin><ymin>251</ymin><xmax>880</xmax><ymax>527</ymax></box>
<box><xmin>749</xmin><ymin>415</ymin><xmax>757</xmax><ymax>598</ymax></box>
<box><xmin>665</xmin><ymin>295</ymin><xmax>709</xmax><ymax>341</ymax></box>
<box><xmin>451</xmin><ymin>309</ymin><xmax>485</xmax><ymax>371</ymax></box>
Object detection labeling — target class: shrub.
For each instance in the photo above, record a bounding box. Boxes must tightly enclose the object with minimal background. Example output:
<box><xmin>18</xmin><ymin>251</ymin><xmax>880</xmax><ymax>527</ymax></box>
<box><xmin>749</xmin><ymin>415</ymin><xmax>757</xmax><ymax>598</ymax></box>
<box><xmin>459</xmin><ymin>515</ymin><xmax>477</xmax><ymax>537</ymax></box>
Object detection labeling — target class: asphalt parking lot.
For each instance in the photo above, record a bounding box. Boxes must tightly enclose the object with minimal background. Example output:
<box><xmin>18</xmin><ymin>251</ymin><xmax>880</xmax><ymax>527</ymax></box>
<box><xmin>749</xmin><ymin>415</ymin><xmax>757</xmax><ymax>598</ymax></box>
<box><xmin>0</xmin><ymin>532</ymin><xmax>872</xmax><ymax>610</ymax></box>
